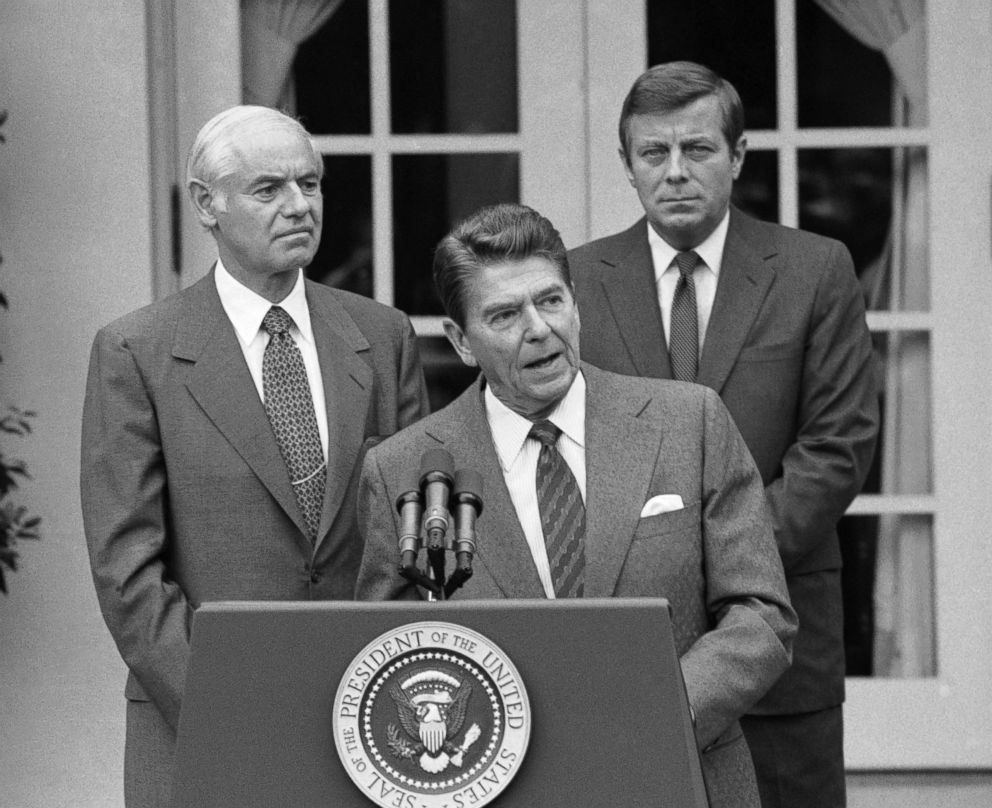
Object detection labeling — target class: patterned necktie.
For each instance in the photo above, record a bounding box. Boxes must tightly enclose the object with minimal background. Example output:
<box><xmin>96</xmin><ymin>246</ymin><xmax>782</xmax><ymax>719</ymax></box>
<box><xmin>669</xmin><ymin>250</ymin><xmax>700</xmax><ymax>382</ymax></box>
<box><xmin>261</xmin><ymin>306</ymin><xmax>326</xmax><ymax>543</ymax></box>
<box><xmin>529</xmin><ymin>420</ymin><xmax>585</xmax><ymax>598</ymax></box>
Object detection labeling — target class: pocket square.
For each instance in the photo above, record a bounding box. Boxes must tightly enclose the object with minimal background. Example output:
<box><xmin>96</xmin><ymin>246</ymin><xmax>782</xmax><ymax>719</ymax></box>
<box><xmin>640</xmin><ymin>494</ymin><xmax>685</xmax><ymax>517</ymax></box>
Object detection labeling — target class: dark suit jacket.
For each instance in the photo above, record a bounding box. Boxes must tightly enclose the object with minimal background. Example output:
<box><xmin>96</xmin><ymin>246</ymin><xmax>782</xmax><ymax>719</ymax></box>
<box><xmin>80</xmin><ymin>271</ymin><xmax>429</xmax><ymax>801</ymax></box>
<box><xmin>570</xmin><ymin>209</ymin><xmax>879</xmax><ymax>713</ymax></box>
<box><xmin>355</xmin><ymin>365</ymin><xmax>796</xmax><ymax>808</ymax></box>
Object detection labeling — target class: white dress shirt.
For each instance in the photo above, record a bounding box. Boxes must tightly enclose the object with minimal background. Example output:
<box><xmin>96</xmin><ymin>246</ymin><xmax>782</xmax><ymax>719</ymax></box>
<box><xmin>484</xmin><ymin>372</ymin><xmax>587</xmax><ymax>599</ymax></box>
<box><xmin>214</xmin><ymin>261</ymin><xmax>328</xmax><ymax>458</ymax></box>
<box><xmin>649</xmin><ymin>208</ymin><xmax>730</xmax><ymax>353</ymax></box>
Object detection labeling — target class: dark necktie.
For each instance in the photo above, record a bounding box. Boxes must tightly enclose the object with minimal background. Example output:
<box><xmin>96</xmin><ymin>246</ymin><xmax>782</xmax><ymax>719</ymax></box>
<box><xmin>669</xmin><ymin>250</ymin><xmax>700</xmax><ymax>382</ymax></box>
<box><xmin>261</xmin><ymin>306</ymin><xmax>326</xmax><ymax>543</ymax></box>
<box><xmin>529</xmin><ymin>420</ymin><xmax>585</xmax><ymax>598</ymax></box>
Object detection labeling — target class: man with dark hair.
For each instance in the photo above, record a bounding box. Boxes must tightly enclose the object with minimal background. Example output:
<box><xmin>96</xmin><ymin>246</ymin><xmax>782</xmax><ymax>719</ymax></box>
<box><xmin>356</xmin><ymin>202</ymin><xmax>797</xmax><ymax>808</ymax></box>
<box><xmin>569</xmin><ymin>61</ymin><xmax>879</xmax><ymax>808</ymax></box>
<box><xmin>80</xmin><ymin>105</ymin><xmax>429</xmax><ymax>807</ymax></box>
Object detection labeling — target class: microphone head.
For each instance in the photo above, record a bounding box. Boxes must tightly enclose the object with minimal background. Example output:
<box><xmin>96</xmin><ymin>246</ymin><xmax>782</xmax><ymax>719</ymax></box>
<box><xmin>453</xmin><ymin>468</ymin><xmax>483</xmax><ymax>499</ymax></box>
<box><xmin>395</xmin><ymin>470</ymin><xmax>423</xmax><ymax>510</ymax></box>
<box><xmin>420</xmin><ymin>448</ymin><xmax>455</xmax><ymax>484</ymax></box>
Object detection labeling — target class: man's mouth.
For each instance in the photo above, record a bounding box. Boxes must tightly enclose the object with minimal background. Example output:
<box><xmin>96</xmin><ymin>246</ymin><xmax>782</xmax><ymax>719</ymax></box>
<box><xmin>525</xmin><ymin>353</ymin><xmax>560</xmax><ymax>370</ymax></box>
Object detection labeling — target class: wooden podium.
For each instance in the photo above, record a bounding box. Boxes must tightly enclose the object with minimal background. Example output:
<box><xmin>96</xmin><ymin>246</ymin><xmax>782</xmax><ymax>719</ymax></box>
<box><xmin>173</xmin><ymin>598</ymin><xmax>709</xmax><ymax>807</ymax></box>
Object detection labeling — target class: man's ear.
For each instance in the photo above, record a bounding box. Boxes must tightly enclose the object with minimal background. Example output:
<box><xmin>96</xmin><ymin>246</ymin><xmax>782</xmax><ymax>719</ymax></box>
<box><xmin>619</xmin><ymin>147</ymin><xmax>636</xmax><ymax>187</ymax></box>
<box><xmin>442</xmin><ymin>319</ymin><xmax>478</xmax><ymax>368</ymax></box>
<box><xmin>731</xmin><ymin>135</ymin><xmax>747</xmax><ymax>180</ymax></box>
<box><xmin>188</xmin><ymin>179</ymin><xmax>221</xmax><ymax>229</ymax></box>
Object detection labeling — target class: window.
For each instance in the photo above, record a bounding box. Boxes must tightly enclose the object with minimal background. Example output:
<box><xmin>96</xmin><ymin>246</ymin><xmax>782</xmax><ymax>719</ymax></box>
<box><xmin>587</xmin><ymin>0</ymin><xmax>992</xmax><ymax>770</ymax></box>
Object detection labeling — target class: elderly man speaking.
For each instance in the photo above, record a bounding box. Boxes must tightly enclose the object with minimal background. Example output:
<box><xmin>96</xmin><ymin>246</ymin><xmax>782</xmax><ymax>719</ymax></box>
<box><xmin>354</xmin><ymin>203</ymin><xmax>796</xmax><ymax>808</ymax></box>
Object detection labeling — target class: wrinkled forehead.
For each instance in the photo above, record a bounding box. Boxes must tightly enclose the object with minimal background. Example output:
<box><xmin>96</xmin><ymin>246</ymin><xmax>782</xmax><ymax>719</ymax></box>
<box><xmin>462</xmin><ymin>257</ymin><xmax>572</xmax><ymax>316</ymax></box>
<box><xmin>216</xmin><ymin>125</ymin><xmax>323</xmax><ymax>184</ymax></box>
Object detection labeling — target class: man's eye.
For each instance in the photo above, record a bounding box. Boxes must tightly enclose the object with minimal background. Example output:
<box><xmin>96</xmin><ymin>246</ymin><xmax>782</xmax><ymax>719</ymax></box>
<box><xmin>301</xmin><ymin>179</ymin><xmax>321</xmax><ymax>195</ymax></box>
<box><xmin>490</xmin><ymin>310</ymin><xmax>515</xmax><ymax>326</ymax></box>
<box><xmin>255</xmin><ymin>185</ymin><xmax>277</xmax><ymax>200</ymax></box>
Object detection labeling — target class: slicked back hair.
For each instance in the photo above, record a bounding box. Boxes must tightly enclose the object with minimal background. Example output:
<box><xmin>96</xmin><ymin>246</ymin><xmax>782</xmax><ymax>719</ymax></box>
<box><xmin>618</xmin><ymin>61</ymin><xmax>745</xmax><ymax>161</ymax></box>
<box><xmin>185</xmin><ymin>105</ymin><xmax>323</xmax><ymax>192</ymax></box>
<box><xmin>433</xmin><ymin>203</ymin><xmax>571</xmax><ymax>328</ymax></box>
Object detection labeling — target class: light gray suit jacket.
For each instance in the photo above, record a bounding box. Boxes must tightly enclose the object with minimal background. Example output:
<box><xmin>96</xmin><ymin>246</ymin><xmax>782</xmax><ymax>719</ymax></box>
<box><xmin>355</xmin><ymin>364</ymin><xmax>796</xmax><ymax>808</ymax></box>
<box><xmin>570</xmin><ymin>209</ymin><xmax>878</xmax><ymax>713</ymax></box>
<box><xmin>80</xmin><ymin>270</ymin><xmax>429</xmax><ymax>805</ymax></box>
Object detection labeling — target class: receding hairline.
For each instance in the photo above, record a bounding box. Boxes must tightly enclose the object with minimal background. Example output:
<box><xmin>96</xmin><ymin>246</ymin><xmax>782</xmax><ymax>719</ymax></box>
<box><xmin>186</xmin><ymin>105</ymin><xmax>323</xmax><ymax>189</ymax></box>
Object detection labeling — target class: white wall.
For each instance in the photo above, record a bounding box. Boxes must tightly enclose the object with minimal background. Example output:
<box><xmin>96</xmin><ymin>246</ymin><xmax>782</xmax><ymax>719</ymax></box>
<box><xmin>0</xmin><ymin>3</ymin><xmax>152</xmax><ymax>806</ymax></box>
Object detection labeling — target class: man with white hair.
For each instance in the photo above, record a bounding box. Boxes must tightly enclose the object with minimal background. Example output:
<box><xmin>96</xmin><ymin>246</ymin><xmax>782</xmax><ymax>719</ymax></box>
<box><xmin>80</xmin><ymin>105</ymin><xmax>429</xmax><ymax>807</ymax></box>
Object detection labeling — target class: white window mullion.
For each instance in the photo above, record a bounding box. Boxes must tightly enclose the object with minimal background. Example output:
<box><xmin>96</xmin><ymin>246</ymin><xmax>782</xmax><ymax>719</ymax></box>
<box><xmin>775</xmin><ymin>0</ymin><xmax>799</xmax><ymax>229</ymax></box>
<box><xmin>369</xmin><ymin>0</ymin><xmax>394</xmax><ymax>307</ymax></box>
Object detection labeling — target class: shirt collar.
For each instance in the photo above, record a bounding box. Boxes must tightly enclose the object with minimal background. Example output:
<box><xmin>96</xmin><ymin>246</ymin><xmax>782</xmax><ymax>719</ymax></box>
<box><xmin>648</xmin><ymin>208</ymin><xmax>730</xmax><ymax>280</ymax></box>
<box><xmin>214</xmin><ymin>260</ymin><xmax>313</xmax><ymax>345</ymax></box>
<box><xmin>484</xmin><ymin>370</ymin><xmax>587</xmax><ymax>471</ymax></box>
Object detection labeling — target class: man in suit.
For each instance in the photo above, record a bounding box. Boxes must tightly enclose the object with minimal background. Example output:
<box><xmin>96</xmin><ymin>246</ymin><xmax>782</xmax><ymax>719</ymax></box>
<box><xmin>80</xmin><ymin>105</ymin><xmax>429</xmax><ymax>807</ymax></box>
<box><xmin>355</xmin><ymin>203</ymin><xmax>797</xmax><ymax>808</ymax></box>
<box><xmin>568</xmin><ymin>62</ymin><xmax>880</xmax><ymax>808</ymax></box>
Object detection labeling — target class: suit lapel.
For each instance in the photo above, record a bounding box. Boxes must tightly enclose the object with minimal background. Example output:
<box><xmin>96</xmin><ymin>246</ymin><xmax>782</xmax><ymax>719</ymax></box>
<box><xmin>427</xmin><ymin>380</ymin><xmax>546</xmax><ymax>598</ymax></box>
<box><xmin>581</xmin><ymin>365</ymin><xmax>663</xmax><ymax>597</ymax></box>
<box><xmin>177</xmin><ymin>274</ymin><xmax>309</xmax><ymax>541</ymax></box>
<box><xmin>594</xmin><ymin>220</ymin><xmax>672</xmax><ymax>379</ymax></box>
<box><xmin>698</xmin><ymin>209</ymin><xmax>777</xmax><ymax>393</ymax></box>
<box><xmin>307</xmin><ymin>285</ymin><xmax>374</xmax><ymax>550</ymax></box>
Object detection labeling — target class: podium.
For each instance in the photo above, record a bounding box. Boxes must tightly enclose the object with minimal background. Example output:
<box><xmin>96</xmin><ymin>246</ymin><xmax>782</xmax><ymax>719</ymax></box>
<box><xmin>173</xmin><ymin>598</ymin><xmax>709</xmax><ymax>807</ymax></box>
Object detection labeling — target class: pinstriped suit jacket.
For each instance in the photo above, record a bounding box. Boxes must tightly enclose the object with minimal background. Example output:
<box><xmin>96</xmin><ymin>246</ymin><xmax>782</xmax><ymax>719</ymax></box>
<box><xmin>355</xmin><ymin>364</ymin><xmax>796</xmax><ymax>808</ymax></box>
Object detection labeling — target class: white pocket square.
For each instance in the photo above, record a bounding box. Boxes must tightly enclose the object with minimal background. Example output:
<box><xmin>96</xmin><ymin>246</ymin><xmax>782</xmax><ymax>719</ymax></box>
<box><xmin>639</xmin><ymin>494</ymin><xmax>685</xmax><ymax>517</ymax></box>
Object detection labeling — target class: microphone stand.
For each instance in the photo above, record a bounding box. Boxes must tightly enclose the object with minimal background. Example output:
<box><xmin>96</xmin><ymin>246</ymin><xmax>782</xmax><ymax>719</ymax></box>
<box><xmin>395</xmin><ymin>453</ymin><xmax>481</xmax><ymax>601</ymax></box>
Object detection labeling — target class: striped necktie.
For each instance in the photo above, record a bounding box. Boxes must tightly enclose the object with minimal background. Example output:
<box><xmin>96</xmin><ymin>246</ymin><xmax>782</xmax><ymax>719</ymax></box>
<box><xmin>529</xmin><ymin>420</ymin><xmax>585</xmax><ymax>598</ymax></box>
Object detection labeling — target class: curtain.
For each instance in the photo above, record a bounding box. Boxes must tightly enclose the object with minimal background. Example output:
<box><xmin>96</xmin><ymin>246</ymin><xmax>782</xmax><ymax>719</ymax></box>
<box><xmin>812</xmin><ymin>0</ymin><xmax>931</xmax><ymax>677</ymax></box>
<box><xmin>241</xmin><ymin>0</ymin><xmax>344</xmax><ymax>109</ymax></box>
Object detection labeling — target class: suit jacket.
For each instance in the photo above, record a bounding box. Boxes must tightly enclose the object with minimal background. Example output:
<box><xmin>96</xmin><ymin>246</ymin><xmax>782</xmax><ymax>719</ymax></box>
<box><xmin>569</xmin><ymin>208</ymin><xmax>879</xmax><ymax>712</ymax></box>
<box><xmin>80</xmin><ymin>271</ymin><xmax>429</xmax><ymax>800</ymax></box>
<box><xmin>355</xmin><ymin>364</ymin><xmax>796</xmax><ymax>808</ymax></box>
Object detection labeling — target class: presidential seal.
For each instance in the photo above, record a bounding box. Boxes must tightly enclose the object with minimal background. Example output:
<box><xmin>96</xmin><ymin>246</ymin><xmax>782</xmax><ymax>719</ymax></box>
<box><xmin>333</xmin><ymin>621</ymin><xmax>531</xmax><ymax>808</ymax></box>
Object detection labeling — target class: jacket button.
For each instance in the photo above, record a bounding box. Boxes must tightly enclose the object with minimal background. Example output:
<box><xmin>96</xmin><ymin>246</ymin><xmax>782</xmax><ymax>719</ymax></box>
<box><xmin>309</xmin><ymin>570</ymin><xmax>321</xmax><ymax>584</ymax></box>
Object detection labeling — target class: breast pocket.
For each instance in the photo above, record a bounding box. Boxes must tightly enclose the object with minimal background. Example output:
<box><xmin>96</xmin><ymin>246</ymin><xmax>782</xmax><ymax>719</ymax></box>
<box><xmin>737</xmin><ymin>339</ymin><xmax>802</xmax><ymax>363</ymax></box>
<box><xmin>633</xmin><ymin>500</ymin><xmax>701</xmax><ymax>539</ymax></box>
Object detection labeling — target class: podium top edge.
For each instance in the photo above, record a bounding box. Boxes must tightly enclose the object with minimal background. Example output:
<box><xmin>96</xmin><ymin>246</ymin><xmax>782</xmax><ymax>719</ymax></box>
<box><xmin>195</xmin><ymin>597</ymin><xmax>672</xmax><ymax>616</ymax></box>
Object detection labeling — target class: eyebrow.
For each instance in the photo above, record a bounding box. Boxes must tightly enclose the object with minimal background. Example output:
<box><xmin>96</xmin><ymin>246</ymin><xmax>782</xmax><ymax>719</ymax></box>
<box><xmin>478</xmin><ymin>281</ymin><xmax>566</xmax><ymax>318</ymax></box>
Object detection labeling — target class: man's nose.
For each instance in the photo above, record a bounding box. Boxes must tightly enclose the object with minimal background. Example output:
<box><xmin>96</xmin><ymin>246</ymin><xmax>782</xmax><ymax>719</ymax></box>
<box><xmin>522</xmin><ymin>306</ymin><xmax>552</xmax><ymax>339</ymax></box>
<box><xmin>281</xmin><ymin>183</ymin><xmax>311</xmax><ymax>216</ymax></box>
<box><xmin>664</xmin><ymin>149</ymin><xmax>688</xmax><ymax>182</ymax></box>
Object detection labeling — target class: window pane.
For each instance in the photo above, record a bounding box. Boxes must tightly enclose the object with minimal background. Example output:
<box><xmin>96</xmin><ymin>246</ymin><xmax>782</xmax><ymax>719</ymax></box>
<box><xmin>858</xmin><ymin>331</ymin><xmax>932</xmax><ymax>497</ymax></box>
<box><xmin>839</xmin><ymin>514</ymin><xmax>935</xmax><ymax>678</ymax></box>
<box><xmin>647</xmin><ymin>0</ymin><xmax>776</xmax><ymax>130</ymax></box>
<box><xmin>732</xmin><ymin>149</ymin><xmax>778</xmax><ymax>223</ymax></box>
<box><xmin>419</xmin><ymin>336</ymin><xmax>479</xmax><ymax>412</ymax></box>
<box><xmin>307</xmin><ymin>156</ymin><xmax>373</xmax><ymax>297</ymax></box>
<box><xmin>390</xmin><ymin>0</ymin><xmax>518</xmax><ymax>134</ymax></box>
<box><xmin>798</xmin><ymin>148</ymin><xmax>930</xmax><ymax>312</ymax></box>
<box><xmin>393</xmin><ymin>153</ymin><xmax>520</xmax><ymax>315</ymax></box>
<box><xmin>294</xmin><ymin>0</ymin><xmax>370</xmax><ymax>135</ymax></box>
<box><xmin>796</xmin><ymin>2</ymin><xmax>893</xmax><ymax>128</ymax></box>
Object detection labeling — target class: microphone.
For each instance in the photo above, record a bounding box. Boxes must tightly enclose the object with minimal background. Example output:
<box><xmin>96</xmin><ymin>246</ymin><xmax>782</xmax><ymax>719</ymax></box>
<box><xmin>452</xmin><ymin>469</ymin><xmax>482</xmax><ymax>570</ymax></box>
<box><xmin>419</xmin><ymin>449</ymin><xmax>454</xmax><ymax>585</ymax></box>
<box><xmin>395</xmin><ymin>470</ymin><xmax>423</xmax><ymax>574</ymax></box>
<box><xmin>445</xmin><ymin>469</ymin><xmax>483</xmax><ymax>598</ymax></box>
